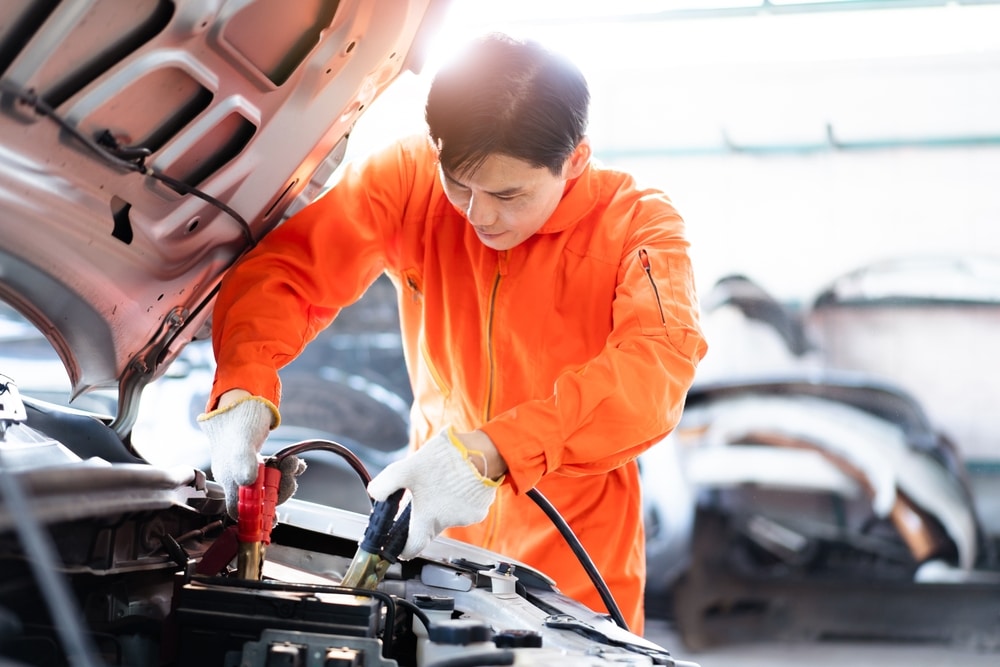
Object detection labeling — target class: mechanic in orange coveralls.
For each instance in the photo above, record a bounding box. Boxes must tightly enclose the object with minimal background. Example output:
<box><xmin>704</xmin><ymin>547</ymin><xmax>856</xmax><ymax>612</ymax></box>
<box><xmin>198</xmin><ymin>33</ymin><xmax>706</xmax><ymax>633</ymax></box>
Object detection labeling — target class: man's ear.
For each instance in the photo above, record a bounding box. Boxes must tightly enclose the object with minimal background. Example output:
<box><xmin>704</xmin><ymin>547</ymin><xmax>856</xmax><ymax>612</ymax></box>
<box><xmin>564</xmin><ymin>137</ymin><xmax>591</xmax><ymax>179</ymax></box>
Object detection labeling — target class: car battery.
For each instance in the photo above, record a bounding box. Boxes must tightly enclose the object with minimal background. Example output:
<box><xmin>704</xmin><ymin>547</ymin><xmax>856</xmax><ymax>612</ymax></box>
<box><xmin>172</xmin><ymin>576</ymin><xmax>381</xmax><ymax>665</ymax></box>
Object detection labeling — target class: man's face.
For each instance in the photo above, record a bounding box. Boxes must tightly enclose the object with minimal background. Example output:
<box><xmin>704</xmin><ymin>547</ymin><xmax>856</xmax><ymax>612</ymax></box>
<box><xmin>439</xmin><ymin>149</ymin><xmax>584</xmax><ymax>251</ymax></box>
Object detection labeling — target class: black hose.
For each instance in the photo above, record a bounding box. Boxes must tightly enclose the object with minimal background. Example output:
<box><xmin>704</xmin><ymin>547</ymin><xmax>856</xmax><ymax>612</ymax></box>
<box><xmin>526</xmin><ymin>488</ymin><xmax>629</xmax><ymax>631</ymax></box>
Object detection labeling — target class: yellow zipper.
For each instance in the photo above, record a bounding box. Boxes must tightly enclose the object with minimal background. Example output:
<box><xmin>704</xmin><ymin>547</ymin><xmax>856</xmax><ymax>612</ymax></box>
<box><xmin>482</xmin><ymin>271</ymin><xmax>502</xmax><ymax>424</ymax></box>
<box><xmin>482</xmin><ymin>253</ymin><xmax>506</xmax><ymax>549</ymax></box>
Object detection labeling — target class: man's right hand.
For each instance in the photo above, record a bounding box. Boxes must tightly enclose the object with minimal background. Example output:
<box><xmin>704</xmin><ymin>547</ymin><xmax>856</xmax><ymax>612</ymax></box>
<box><xmin>197</xmin><ymin>392</ymin><xmax>278</xmax><ymax>517</ymax></box>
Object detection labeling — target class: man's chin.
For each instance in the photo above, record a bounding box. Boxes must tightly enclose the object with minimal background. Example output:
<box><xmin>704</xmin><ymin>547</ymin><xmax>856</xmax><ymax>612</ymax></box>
<box><xmin>476</xmin><ymin>231</ymin><xmax>514</xmax><ymax>250</ymax></box>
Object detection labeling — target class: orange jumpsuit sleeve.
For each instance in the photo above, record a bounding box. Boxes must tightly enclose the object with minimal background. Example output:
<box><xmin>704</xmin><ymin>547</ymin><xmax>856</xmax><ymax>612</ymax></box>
<box><xmin>207</xmin><ymin>142</ymin><xmax>414</xmax><ymax>410</ymax></box>
<box><xmin>481</xmin><ymin>208</ymin><xmax>708</xmax><ymax>495</ymax></box>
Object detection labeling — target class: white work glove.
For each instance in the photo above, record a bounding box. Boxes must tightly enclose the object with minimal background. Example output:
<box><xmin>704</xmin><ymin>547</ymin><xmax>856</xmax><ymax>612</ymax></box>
<box><xmin>197</xmin><ymin>396</ymin><xmax>305</xmax><ymax>517</ymax></box>
<box><xmin>367</xmin><ymin>427</ymin><xmax>502</xmax><ymax>560</ymax></box>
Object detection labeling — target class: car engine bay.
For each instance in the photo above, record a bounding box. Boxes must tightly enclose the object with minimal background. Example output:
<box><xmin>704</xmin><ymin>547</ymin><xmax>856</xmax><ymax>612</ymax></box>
<box><xmin>0</xmin><ymin>380</ymin><xmax>693</xmax><ymax>667</ymax></box>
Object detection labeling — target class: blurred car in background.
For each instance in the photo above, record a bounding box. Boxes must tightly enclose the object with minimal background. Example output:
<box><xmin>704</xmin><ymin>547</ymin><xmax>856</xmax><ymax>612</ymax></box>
<box><xmin>644</xmin><ymin>261</ymin><xmax>1000</xmax><ymax>651</ymax></box>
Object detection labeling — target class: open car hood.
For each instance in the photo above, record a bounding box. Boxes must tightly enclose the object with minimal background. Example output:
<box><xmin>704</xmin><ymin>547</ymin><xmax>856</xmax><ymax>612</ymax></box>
<box><xmin>0</xmin><ymin>0</ymin><xmax>447</xmax><ymax>427</ymax></box>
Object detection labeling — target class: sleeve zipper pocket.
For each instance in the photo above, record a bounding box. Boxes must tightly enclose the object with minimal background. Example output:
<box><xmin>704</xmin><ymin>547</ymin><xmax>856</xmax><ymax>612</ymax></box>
<box><xmin>638</xmin><ymin>249</ymin><xmax>667</xmax><ymax>326</ymax></box>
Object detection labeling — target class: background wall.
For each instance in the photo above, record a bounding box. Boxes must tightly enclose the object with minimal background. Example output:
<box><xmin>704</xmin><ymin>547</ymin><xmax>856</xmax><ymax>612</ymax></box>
<box><xmin>622</xmin><ymin>146</ymin><xmax>1000</xmax><ymax>303</ymax></box>
<box><xmin>343</xmin><ymin>1</ymin><xmax>1000</xmax><ymax>304</ymax></box>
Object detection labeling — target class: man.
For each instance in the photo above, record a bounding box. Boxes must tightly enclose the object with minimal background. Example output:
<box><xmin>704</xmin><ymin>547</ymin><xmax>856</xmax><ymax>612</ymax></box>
<box><xmin>199</xmin><ymin>33</ymin><xmax>707</xmax><ymax>633</ymax></box>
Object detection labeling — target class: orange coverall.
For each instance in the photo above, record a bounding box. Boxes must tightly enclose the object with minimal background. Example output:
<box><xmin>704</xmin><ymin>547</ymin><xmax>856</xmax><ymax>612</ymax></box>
<box><xmin>209</xmin><ymin>135</ymin><xmax>707</xmax><ymax>633</ymax></box>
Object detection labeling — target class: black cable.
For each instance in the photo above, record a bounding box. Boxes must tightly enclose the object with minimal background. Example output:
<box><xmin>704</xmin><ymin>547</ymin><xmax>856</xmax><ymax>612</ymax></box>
<box><xmin>394</xmin><ymin>596</ymin><xmax>432</xmax><ymax>629</ymax></box>
<box><xmin>273</xmin><ymin>439</ymin><xmax>374</xmax><ymax>491</ymax></box>
<box><xmin>0</xmin><ymin>79</ymin><xmax>255</xmax><ymax>246</ymax></box>
<box><xmin>144</xmin><ymin>168</ymin><xmax>255</xmax><ymax>246</ymax></box>
<box><xmin>172</xmin><ymin>519</ymin><xmax>226</xmax><ymax>546</ymax></box>
<box><xmin>526</xmin><ymin>488</ymin><xmax>629</xmax><ymax>631</ymax></box>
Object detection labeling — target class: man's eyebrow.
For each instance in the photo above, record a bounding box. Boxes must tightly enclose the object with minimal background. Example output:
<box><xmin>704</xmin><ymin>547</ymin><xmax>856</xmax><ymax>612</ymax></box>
<box><xmin>489</xmin><ymin>186</ymin><xmax>525</xmax><ymax>197</ymax></box>
<box><xmin>442</xmin><ymin>170</ymin><xmax>524</xmax><ymax>197</ymax></box>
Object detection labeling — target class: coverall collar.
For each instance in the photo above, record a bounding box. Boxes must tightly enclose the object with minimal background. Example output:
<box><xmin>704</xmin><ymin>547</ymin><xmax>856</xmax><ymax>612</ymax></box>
<box><xmin>534</xmin><ymin>161</ymin><xmax>597</xmax><ymax>235</ymax></box>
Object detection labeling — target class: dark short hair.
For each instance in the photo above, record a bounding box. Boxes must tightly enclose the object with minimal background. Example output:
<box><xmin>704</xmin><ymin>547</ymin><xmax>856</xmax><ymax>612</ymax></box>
<box><xmin>425</xmin><ymin>33</ymin><xmax>590</xmax><ymax>177</ymax></box>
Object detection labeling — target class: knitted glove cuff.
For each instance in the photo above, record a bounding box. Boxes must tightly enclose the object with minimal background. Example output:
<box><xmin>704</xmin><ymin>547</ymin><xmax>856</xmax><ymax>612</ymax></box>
<box><xmin>198</xmin><ymin>395</ymin><xmax>280</xmax><ymax>429</ymax></box>
<box><xmin>443</xmin><ymin>427</ymin><xmax>504</xmax><ymax>488</ymax></box>
<box><xmin>197</xmin><ymin>397</ymin><xmax>275</xmax><ymax>493</ymax></box>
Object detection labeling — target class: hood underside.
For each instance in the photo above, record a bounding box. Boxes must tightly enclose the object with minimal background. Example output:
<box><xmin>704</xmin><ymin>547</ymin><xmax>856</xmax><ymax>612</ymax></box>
<box><xmin>0</xmin><ymin>0</ymin><xmax>446</xmax><ymax>423</ymax></box>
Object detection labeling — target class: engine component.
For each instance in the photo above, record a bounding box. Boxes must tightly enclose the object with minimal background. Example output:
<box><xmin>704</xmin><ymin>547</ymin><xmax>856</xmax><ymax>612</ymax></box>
<box><xmin>240</xmin><ymin>629</ymin><xmax>394</xmax><ymax>667</ymax></box>
<box><xmin>172</xmin><ymin>577</ymin><xmax>383</xmax><ymax>665</ymax></box>
<box><xmin>342</xmin><ymin>489</ymin><xmax>410</xmax><ymax>590</ymax></box>
<box><xmin>237</xmin><ymin>462</ymin><xmax>281</xmax><ymax>579</ymax></box>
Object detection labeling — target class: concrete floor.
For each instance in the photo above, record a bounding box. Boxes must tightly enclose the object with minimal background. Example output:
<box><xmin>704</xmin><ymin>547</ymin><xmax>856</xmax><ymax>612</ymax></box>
<box><xmin>643</xmin><ymin>618</ymin><xmax>1000</xmax><ymax>667</ymax></box>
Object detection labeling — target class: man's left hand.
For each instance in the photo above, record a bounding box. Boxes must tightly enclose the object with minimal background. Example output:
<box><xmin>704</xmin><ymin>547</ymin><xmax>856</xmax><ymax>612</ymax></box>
<box><xmin>366</xmin><ymin>428</ymin><xmax>503</xmax><ymax>559</ymax></box>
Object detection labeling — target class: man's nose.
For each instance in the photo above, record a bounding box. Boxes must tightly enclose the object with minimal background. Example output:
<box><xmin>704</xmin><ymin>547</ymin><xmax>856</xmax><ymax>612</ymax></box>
<box><xmin>466</xmin><ymin>194</ymin><xmax>495</xmax><ymax>226</ymax></box>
